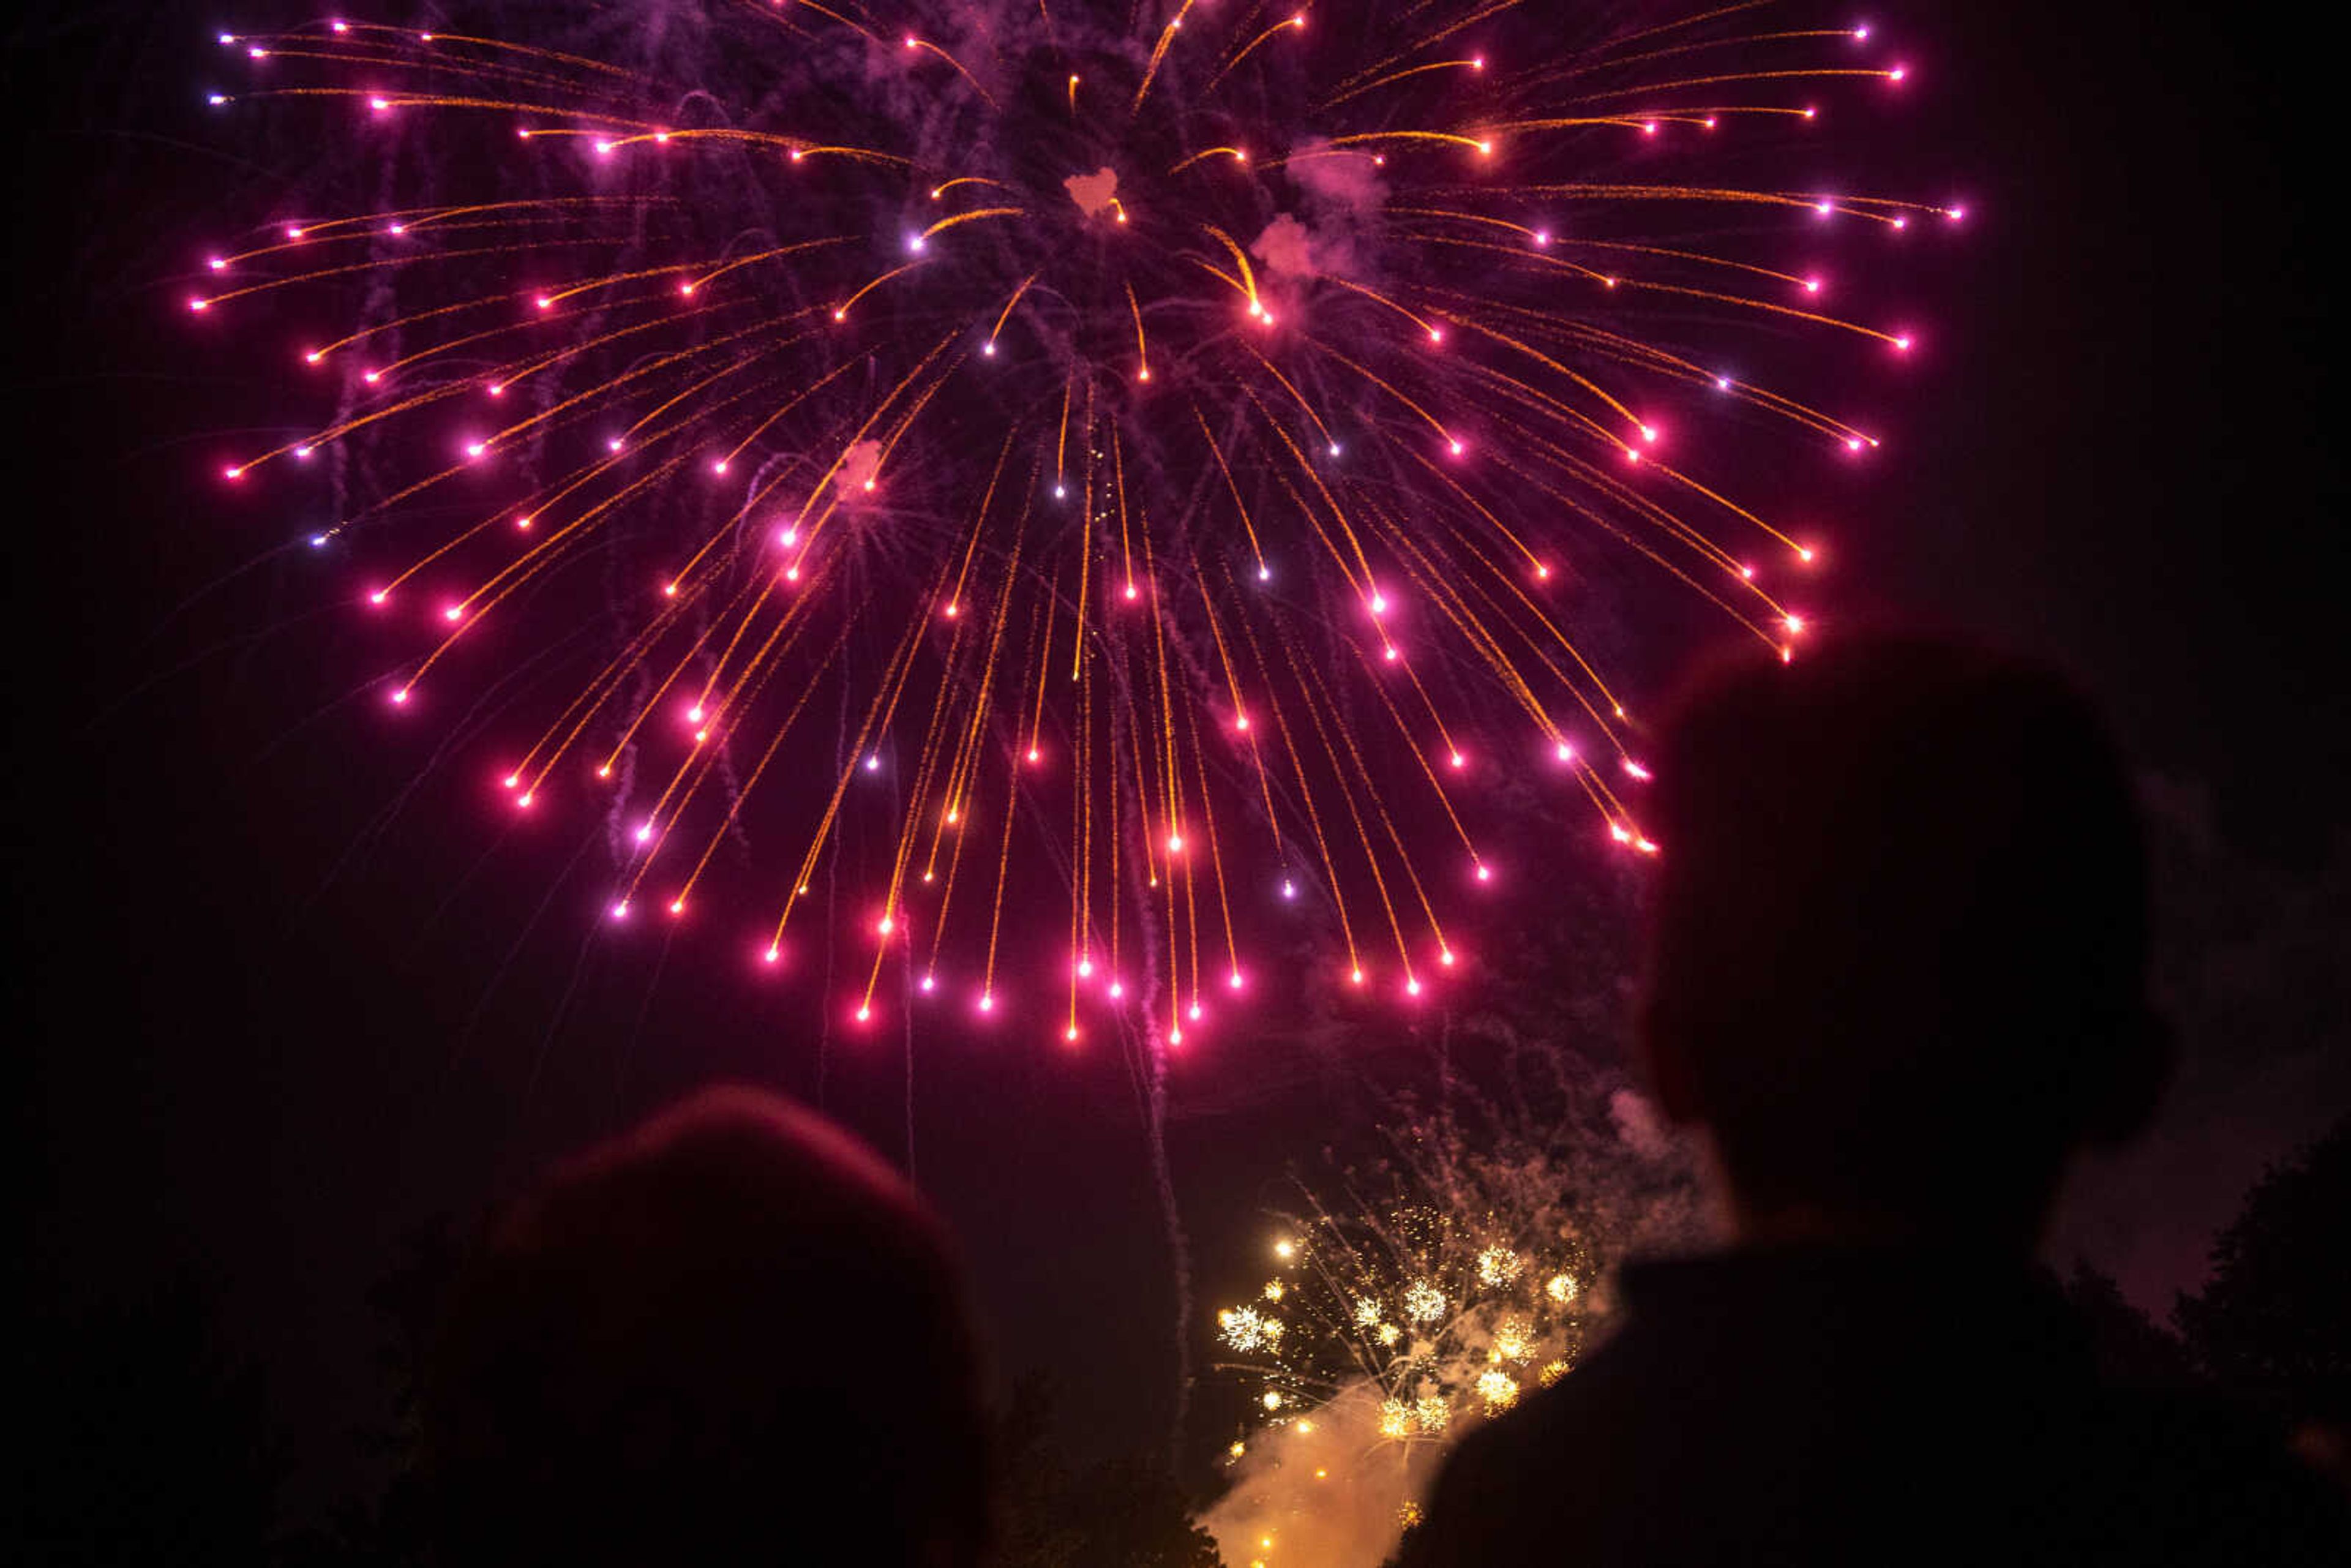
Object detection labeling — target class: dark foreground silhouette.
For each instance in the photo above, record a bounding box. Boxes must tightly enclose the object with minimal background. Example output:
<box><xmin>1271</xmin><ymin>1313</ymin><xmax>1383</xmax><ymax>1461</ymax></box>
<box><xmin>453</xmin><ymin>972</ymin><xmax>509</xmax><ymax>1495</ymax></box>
<box><xmin>1401</xmin><ymin>635</ymin><xmax>2350</xmax><ymax>1566</ymax></box>
<box><xmin>420</xmin><ymin>1086</ymin><xmax>988</xmax><ymax>1567</ymax></box>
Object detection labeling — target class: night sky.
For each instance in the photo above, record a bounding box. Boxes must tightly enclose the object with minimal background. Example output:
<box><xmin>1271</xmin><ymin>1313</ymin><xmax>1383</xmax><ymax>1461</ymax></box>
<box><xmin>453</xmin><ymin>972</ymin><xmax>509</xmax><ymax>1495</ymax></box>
<box><xmin>13</xmin><ymin>0</ymin><xmax>2346</xmax><ymax>1533</ymax></box>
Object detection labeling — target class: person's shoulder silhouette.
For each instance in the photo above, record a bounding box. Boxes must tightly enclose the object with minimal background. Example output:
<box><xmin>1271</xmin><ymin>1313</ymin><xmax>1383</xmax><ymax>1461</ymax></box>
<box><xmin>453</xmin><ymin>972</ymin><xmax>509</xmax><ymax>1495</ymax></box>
<box><xmin>421</xmin><ymin>1085</ymin><xmax>988</xmax><ymax>1567</ymax></box>
<box><xmin>1401</xmin><ymin>634</ymin><xmax>2349</xmax><ymax>1566</ymax></box>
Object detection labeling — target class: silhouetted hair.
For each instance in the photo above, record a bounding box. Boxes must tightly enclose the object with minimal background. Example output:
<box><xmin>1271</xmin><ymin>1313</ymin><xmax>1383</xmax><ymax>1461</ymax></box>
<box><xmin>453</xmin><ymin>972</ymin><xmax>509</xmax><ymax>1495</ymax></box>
<box><xmin>1642</xmin><ymin>634</ymin><xmax>2163</xmax><ymax>1224</ymax></box>
<box><xmin>421</xmin><ymin>1086</ymin><xmax>987</xmax><ymax>1567</ymax></box>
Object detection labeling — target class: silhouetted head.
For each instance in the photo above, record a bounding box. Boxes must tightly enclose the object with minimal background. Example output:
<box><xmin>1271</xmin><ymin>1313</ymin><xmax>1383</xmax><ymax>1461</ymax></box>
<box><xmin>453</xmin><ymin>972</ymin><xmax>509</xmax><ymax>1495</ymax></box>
<box><xmin>1639</xmin><ymin>634</ymin><xmax>2169</xmax><ymax>1245</ymax></box>
<box><xmin>422</xmin><ymin>1086</ymin><xmax>987</xmax><ymax>1567</ymax></box>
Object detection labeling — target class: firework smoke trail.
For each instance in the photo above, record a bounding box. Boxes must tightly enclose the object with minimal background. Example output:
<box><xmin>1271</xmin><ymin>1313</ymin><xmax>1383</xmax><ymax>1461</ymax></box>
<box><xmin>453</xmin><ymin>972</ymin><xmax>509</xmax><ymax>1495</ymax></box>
<box><xmin>1129</xmin><ymin>779</ymin><xmax>1196</xmax><ymax>1461</ymax></box>
<box><xmin>192</xmin><ymin>1</ymin><xmax>1946</xmax><ymax>1041</ymax></box>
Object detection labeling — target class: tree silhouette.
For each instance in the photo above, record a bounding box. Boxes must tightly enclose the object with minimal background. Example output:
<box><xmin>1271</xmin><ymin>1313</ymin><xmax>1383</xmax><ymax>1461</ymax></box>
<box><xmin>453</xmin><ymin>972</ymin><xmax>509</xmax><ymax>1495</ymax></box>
<box><xmin>988</xmin><ymin>1377</ymin><xmax>1224</xmax><ymax>1568</ymax></box>
<box><xmin>14</xmin><ymin>1281</ymin><xmax>284</xmax><ymax>1562</ymax></box>
<box><xmin>2064</xmin><ymin>1258</ymin><xmax>2197</xmax><ymax>1385</ymax></box>
<box><xmin>2174</xmin><ymin>1114</ymin><xmax>2350</xmax><ymax>1396</ymax></box>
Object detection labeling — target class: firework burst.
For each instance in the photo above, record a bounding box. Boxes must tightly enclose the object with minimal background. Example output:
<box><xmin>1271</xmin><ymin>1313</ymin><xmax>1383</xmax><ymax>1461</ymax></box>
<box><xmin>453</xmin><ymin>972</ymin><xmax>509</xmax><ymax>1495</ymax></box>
<box><xmin>192</xmin><ymin>1</ymin><xmax>1943</xmax><ymax>1040</ymax></box>
<box><xmin>1203</xmin><ymin>1084</ymin><xmax>1700</xmax><ymax>1566</ymax></box>
<box><xmin>1217</xmin><ymin>1195</ymin><xmax>1597</xmax><ymax>1455</ymax></box>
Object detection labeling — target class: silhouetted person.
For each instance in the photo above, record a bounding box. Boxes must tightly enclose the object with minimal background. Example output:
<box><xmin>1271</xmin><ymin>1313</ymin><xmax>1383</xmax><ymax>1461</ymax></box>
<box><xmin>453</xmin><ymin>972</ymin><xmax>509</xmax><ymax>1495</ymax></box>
<box><xmin>1402</xmin><ymin>635</ymin><xmax>2349</xmax><ymax>1566</ymax></box>
<box><xmin>421</xmin><ymin>1086</ymin><xmax>988</xmax><ymax>1567</ymax></box>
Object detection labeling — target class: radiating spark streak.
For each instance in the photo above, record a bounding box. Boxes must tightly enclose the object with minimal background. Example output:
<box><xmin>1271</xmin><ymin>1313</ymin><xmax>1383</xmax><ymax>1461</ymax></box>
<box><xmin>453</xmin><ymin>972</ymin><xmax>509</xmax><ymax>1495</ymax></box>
<box><xmin>1125</xmin><ymin>280</ymin><xmax>1151</xmax><ymax>381</ymax></box>
<box><xmin>1230</xmin><ymin>610</ymin><xmax>1359</xmax><ymax>971</ymax></box>
<box><xmin>931</xmin><ymin>176</ymin><xmax>1014</xmax><ymax>201</ymax></box>
<box><xmin>1237</xmin><ymin>348</ymin><xmax>1339</xmax><ymax>455</ymax></box>
<box><xmin>1320</xmin><ymin>0</ymin><xmax>1523</xmax><ymax>102</ymax></box>
<box><xmin>1131</xmin><ymin>0</ymin><xmax>1202</xmax><ymax>115</ymax></box>
<box><xmin>1169</xmin><ymin>144</ymin><xmax>1251</xmax><ymax>175</ymax></box>
<box><xmin>900</xmin><ymin>35</ymin><xmax>997</xmax><ymax>108</ymax></box>
<box><xmin>1282</xmin><ymin>640</ymin><xmax>1415</xmax><ymax>975</ymax></box>
<box><xmin>980</xmin><ymin>741</ymin><xmax>1024</xmax><ymax>1003</ymax></box>
<box><xmin>202</xmin><ymin>1</ymin><xmax>1943</xmax><ymax>1009</ymax></box>
<box><xmin>1193</xmin><ymin>405</ymin><xmax>1267</xmax><ymax>576</ymax></box>
<box><xmin>658</xmin><ymin>616</ymin><xmax>850</xmax><ymax>908</ymax></box>
<box><xmin>780</xmin><ymin>610</ymin><xmax>932</xmax><ymax>959</ymax></box>
<box><xmin>1026</xmin><ymin>593</ymin><xmax>1056</xmax><ymax>759</ymax></box>
<box><xmin>1351</xmin><ymin>642</ymin><xmax>1482</xmax><ymax>863</ymax></box>
<box><xmin>1576</xmin><ymin>66</ymin><xmax>1904</xmax><ymax>99</ymax></box>
<box><xmin>1302</xmin><ymin>655</ymin><xmax>1449</xmax><ymax>953</ymax></box>
<box><xmin>678</xmin><ymin>234</ymin><xmax>859</xmax><ymax>296</ymax></box>
<box><xmin>1319</xmin><ymin>57</ymin><xmax>1487</xmax><ymax>111</ymax></box>
<box><xmin>1324</xmin><ymin>129</ymin><xmax>1491</xmax><ymax>158</ymax></box>
<box><xmin>1198</xmin><ymin>224</ymin><xmax>1261</xmax><ymax>312</ymax></box>
<box><xmin>1183</xmin><ymin>698</ymin><xmax>1242</xmax><ymax>985</ymax></box>
<box><xmin>833</xmin><ymin>260</ymin><xmax>926</xmax><ymax>321</ymax></box>
<box><xmin>787</xmin><ymin>334</ymin><xmax>958</xmax><ymax>541</ymax></box>
<box><xmin>989</xmin><ymin>274</ymin><xmax>1038</xmax><ymax>350</ymax></box>
<box><xmin>1243</xmin><ymin>395</ymin><xmax>1375</xmax><ymax>587</ymax></box>
<box><xmin>1300</xmin><ymin>336</ymin><xmax>1456</xmax><ymax>451</ymax></box>
<box><xmin>778</xmin><ymin>0</ymin><xmax>881</xmax><ymax>47</ymax></box>
<box><xmin>710</xmin><ymin>353</ymin><xmax>865</xmax><ymax>476</ymax></box>
<box><xmin>272</xmin><ymin>20</ymin><xmax>641</xmax><ymax>81</ymax></box>
<box><xmin>403</xmin><ymin>459</ymin><xmax>688</xmax><ymax>692</ymax></box>
<box><xmin>1207</xmin><ymin>563</ymin><xmax>1289</xmax><ymax>867</ymax></box>
<box><xmin>1545</xmin><ymin>26</ymin><xmax>1867</xmax><ymax>83</ymax></box>
<box><xmin>917</xmin><ymin>206</ymin><xmax>1026</xmax><ymax>247</ymax></box>
<box><xmin>190</xmin><ymin>238</ymin><xmax>621</xmax><ymax>321</ymax></box>
<box><xmin>1210</xmin><ymin>10</ymin><xmax>1311</xmax><ymax>94</ymax></box>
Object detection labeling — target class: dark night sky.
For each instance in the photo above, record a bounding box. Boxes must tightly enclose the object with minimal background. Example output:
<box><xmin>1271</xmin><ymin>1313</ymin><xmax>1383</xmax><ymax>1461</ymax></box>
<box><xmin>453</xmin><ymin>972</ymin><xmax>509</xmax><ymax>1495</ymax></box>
<box><xmin>12</xmin><ymin>0</ymin><xmax>2346</xmax><ymax>1532</ymax></box>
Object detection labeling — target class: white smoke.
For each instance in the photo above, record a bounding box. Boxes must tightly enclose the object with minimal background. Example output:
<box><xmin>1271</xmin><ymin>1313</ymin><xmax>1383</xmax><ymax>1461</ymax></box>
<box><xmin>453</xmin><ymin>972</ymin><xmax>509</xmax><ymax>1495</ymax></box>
<box><xmin>1204</xmin><ymin>1379</ymin><xmax>1435</xmax><ymax>1568</ymax></box>
<box><xmin>1610</xmin><ymin>1087</ymin><xmax>1674</xmax><ymax>1161</ymax></box>
<box><xmin>834</xmin><ymin>437</ymin><xmax>883</xmax><ymax>495</ymax></box>
<box><xmin>1285</xmin><ymin>134</ymin><xmax>1388</xmax><ymax>212</ymax></box>
<box><xmin>1063</xmin><ymin>166</ymin><xmax>1122</xmax><ymax>219</ymax></box>
<box><xmin>1244</xmin><ymin>134</ymin><xmax>1389</xmax><ymax>292</ymax></box>
<box><xmin>1250</xmin><ymin>212</ymin><xmax>1323</xmax><ymax>280</ymax></box>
